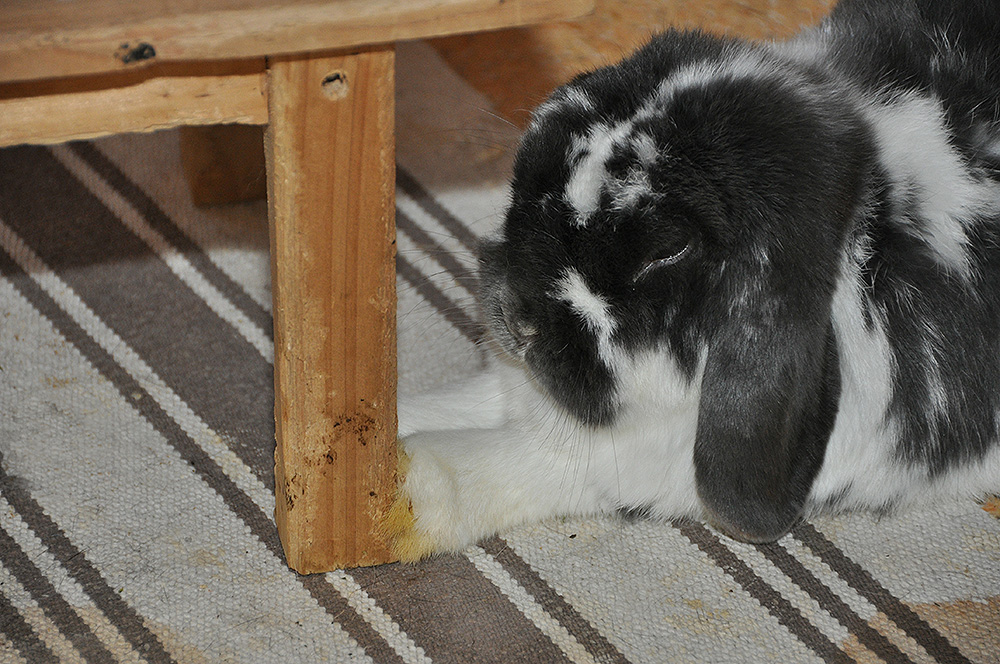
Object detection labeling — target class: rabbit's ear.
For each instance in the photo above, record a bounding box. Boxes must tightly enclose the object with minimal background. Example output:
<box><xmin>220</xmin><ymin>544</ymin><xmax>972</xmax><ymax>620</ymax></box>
<box><xmin>693</xmin><ymin>304</ymin><xmax>841</xmax><ymax>543</ymax></box>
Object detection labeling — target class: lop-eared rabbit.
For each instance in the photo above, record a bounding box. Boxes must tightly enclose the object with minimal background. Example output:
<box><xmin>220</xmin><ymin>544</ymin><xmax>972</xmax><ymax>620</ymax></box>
<box><xmin>385</xmin><ymin>0</ymin><xmax>1000</xmax><ymax>559</ymax></box>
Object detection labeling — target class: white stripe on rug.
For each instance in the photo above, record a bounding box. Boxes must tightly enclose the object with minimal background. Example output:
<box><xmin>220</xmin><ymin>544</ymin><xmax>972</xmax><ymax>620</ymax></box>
<box><xmin>0</xmin><ymin>215</ymin><xmax>275</xmax><ymax>517</ymax></box>
<box><xmin>722</xmin><ymin>537</ymin><xmax>853</xmax><ymax>649</ymax></box>
<box><xmin>0</xmin><ymin>560</ymin><xmax>80</xmax><ymax>662</ymax></box>
<box><xmin>780</xmin><ymin>536</ymin><xmax>936</xmax><ymax>663</ymax></box>
<box><xmin>466</xmin><ymin>546</ymin><xmax>600</xmax><ymax>664</ymax></box>
<box><xmin>47</xmin><ymin>144</ymin><xmax>274</xmax><ymax>364</ymax></box>
<box><xmin>0</xmin><ymin>497</ymin><xmax>146</xmax><ymax>664</ymax></box>
<box><xmin>326</xmin><ymin>571</ymin><xmax>434</xmax><ymax>664</ymax></box>
<box><xmin>0</xmin><ymin>215</ymin><xmax>434</xmax><ymax>663</ymax></box>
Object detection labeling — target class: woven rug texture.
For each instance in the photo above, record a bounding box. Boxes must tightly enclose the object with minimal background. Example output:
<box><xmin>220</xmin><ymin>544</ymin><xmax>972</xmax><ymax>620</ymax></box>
<box><xmin>1</xmin><ymin>41</ymin><xmax>999</xmax><ymax>664</ymax></box>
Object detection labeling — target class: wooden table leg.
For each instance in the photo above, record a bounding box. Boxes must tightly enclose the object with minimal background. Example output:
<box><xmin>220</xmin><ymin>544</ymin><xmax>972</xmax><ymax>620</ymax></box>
<box><xmin>266</xmin><ymin>46</ymin><xmax>398</xmax><ymax>573</ymax></box>
<box><xmin>179</xmin><ymin>124</ymin><xmax>267</xmax><ymax>206</ymax></box>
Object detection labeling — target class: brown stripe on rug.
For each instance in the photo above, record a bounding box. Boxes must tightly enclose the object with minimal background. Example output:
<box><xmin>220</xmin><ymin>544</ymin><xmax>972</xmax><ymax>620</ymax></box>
<box><xmin>673</xmin><ymin>520</ymin><xmax>853</xmax><ymax>664</ymax></box>
<box><xmin>397</xmin><ymin>207</ymin><xmax>479</xmax><ymax>298</ymax></box>
<box><xmin>349</xmin><ymin>556</ymin><xmax>574</xmax><ymax>664</ymax></box>
<box><xmin>0</xmin><ymin>524</ymin><xmax>117</xmax><ymax>664</ymax></box>
<box><xmin>0</xmin><ymin>588</ymin><xmax>60</xmax><ymax>664</ymax></box>
<box><xmin>397</xmin><ymin>252</ymin><xmax>486</xmax><ymax>346</ymax></box>
<box><xmin>0</xmin><ymin>455</ymin><xmax>176</xmax><ymax>664</ymax></box>
<box><xmin>794</xmin><ymin>524</ymin><xmax>973</xmax><ymax>664</ymax></box>
<box><xmin>2</xmin><ymin>140</ymin><xmax>586</xmax><ymax>662</ymax></box>
<box><xmin>480</xmin><ymin>537</ymin><xmax>633</xmax><ymax>664</ymax></box>
<box><xmin>397</xmin><ymin>167</ymin><xmax>481</xmax><ymax>255</ymax></box>
<box><xmin>0</xmin><ymin>149</ymin><xmax>408</xmax><ymax>664</ymax></box>
<box><xmin>754</xmin><ymin>538</ymin><xmax>913</xmax><ymax>663</ymax></box>
<box><xmin>0</xmin><ymin>145</ymin><xmax>276</xmax><ymax>490</ymax></box>
<box><xmin>65</xmin><ymin>140</ymin><xmax>273</xmax><ymax>339</ymax></box>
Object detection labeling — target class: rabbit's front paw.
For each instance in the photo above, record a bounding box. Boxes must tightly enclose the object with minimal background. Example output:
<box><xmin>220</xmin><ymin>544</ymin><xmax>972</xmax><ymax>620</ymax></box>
<box><xmin>380</xmin><ymin>439</ymin><xmax>470</xmax><ymax>562</ymax></box>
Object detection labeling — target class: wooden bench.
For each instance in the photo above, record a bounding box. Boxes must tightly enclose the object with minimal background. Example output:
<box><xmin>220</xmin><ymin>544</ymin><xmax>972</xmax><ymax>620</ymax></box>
<box><xmin>0</xmin><ymin>0</ymin><xmax>592</xmax><ymax>573</ymax></box>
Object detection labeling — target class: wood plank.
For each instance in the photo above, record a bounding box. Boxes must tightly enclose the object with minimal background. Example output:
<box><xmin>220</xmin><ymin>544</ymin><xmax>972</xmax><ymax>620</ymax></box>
<box><xmin>1</xmin><ymin>0</ymin><xmax>594</xmax><ymax>83</ymax></box>
<box><xmin>431</xmin><ymin>0</ymin><xmax>834</xmax><ymax>126</ymax></box>
<box><xmin>0</xmin><ymin>60</ymin><xmax>267</xmax><ymax>148</ymax></box>
<box><xmin>267</xmin><ymin>46</ymin><xmax>398</xmax><ymax>573</ymax></box>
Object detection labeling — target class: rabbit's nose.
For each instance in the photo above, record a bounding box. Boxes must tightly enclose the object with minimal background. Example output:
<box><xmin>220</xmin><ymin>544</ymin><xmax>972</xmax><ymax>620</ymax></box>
<box><xmin>502</xmin><ymin>306</ymin><xmax>538</xmax><ymax>350</ymax></box>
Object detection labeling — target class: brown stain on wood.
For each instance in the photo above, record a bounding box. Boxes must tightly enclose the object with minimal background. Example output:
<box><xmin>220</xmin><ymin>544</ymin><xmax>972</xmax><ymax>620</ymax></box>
<box><xmin>269</xmin><ymin>47</ymin><xmax>398</xmax><ymax>573</ymax></box>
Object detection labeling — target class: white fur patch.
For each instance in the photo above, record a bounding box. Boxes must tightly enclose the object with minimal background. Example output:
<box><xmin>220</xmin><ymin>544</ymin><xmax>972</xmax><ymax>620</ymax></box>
<box><xmin>607</xmin><ymin>168</ymin><xmax>653</xmax><ymax>212</ymax></box>
<box><xmin>919</xmin><ymin>325</ymin><xmax>949</xmax><ymax>419</ymax></box>
<box><xmin>637</xmin><ymin>51</ymin><xmax>775</xmax><ymax>121</ymax></box>
<box><xmin>529</xmin><ymin>86</ymin><xmax>596</xmax><ymax>133</ymax></box>
<box><xmin>556</xmin><ymin>268</ymin><xmax>614</xmax><ymax>336</ymax></box>
<box><xmin>555</xmin><ymin>268</ymin><xmax>622</xmax><ymax>369</ymax></box>
<box><xmin>398</xmin><ymin>350</ymin><xmax>709</xmax><ymax>553</ymax></box>
<box><xmin>631</xmin><ymin>132</ymin><xmax>659</xmax><ymax>167</ymax></box>
<box><xmin>560</xmin><ymin>51</ymin><xmax>783</xmax><ymax>227</ymax></box>
<box><xmin>565</xmin><ymin>122</ymin><xmax>635</xmax><ymax>224</ymax></box>
<box><xmin>564</xmin><ymin>122</ymin><xmax>662</xmax><ymax>223</ymax></box>
<box><xmin>562</xmin><ymin>53</ymin><xmax>779</xmax><ymax>227</ymax></box>
<box><xmin>607</xmin><ymin>349</ymin><xmax>706</xmax><ymax>519</ymax></box>
<box><xmin>813</xmin><ymin>257</ymin><xmax>914</xmax><ymax>508</ymax></box>
<box><xmin>863</xmin><ymin>93</ymin><xmax>1000</xmax><ymax>277</ymax></box>
<box><xmin>398</xmin><ymin>371</ymin><xmax>508</xmax><ymax>437</ymax></box>
<box><xmin>815</xmin><ymin>257</ymin><xmax>1000</xmax><ymax>510</ymax></box>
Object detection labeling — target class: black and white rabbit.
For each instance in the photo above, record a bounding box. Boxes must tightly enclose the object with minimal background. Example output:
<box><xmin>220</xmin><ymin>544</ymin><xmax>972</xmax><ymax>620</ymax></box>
<box><xmin>386</xmin><ymin>0</ymin><xmax>1000</xmax><ymax>559</ymax></box>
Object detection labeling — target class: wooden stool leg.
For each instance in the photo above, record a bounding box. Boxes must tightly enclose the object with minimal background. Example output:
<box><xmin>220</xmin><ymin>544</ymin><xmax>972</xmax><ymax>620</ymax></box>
<box><xmin>179</xmin><ymin>124</ymin><xmax>267</xmax><ymax>206</ymax></box>
<box><xmin>266</xmin><ymin>46</ymin><xmax>398</xmax><ymax>573</ymax></box>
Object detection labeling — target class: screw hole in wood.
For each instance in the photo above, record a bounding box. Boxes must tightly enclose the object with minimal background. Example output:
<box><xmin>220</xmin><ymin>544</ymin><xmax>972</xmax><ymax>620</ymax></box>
<box><xmin>321</xmin><ymin>71</ymin><xmax>349</xmax><ymax>100</ymax></box>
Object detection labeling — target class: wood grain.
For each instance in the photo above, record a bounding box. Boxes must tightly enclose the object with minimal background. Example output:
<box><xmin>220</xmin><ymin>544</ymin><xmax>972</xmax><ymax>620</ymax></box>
<box><xmin>431</xmin><ymin>0</ymin><xmax>835</xmax><ymax>126</ymax></box>
<box><xmin>267</xmin><ymin>46</ymin><xmax>398</xmax><ymax>573</ymax></box>
<box><xmin>0</xmin><ymin>60</ymin><xmax>267</xmax><ymax>148</ymax></box>
<box><xmin>1</xmin><ymin>0</ymin><xmax>594</xmax><ymax>83</ymax></box>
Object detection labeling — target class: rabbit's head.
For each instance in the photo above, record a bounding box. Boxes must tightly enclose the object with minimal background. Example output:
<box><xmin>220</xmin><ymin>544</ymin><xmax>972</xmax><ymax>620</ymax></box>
<box><xmin>479</xmin><ymin>31</ymin><xmax>874</xmax><ymax>541</ymax></box>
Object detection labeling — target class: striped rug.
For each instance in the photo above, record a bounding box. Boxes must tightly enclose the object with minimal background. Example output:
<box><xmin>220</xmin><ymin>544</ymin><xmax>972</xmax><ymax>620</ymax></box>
<box><xmin>2</xmin><ymin>42</ymin><xmax>998</xmax><ymax>664</ymax></box>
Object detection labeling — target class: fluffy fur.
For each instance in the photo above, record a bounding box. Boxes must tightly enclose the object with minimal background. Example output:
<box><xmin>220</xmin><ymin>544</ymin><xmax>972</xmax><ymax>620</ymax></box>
<box><xmin>388</xmin><ymin>0</ymin><xmax>1000</xmax><ymax>559</ymax></box>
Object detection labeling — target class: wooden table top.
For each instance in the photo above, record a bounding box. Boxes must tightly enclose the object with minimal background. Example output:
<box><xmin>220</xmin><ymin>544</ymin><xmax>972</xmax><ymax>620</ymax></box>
<box><xmin>1</xmin><ymin>0</ymin><xmax>593</xmax><ymax>83</ymax></box>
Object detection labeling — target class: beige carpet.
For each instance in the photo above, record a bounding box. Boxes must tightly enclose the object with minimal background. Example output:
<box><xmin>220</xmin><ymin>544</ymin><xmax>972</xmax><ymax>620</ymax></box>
<box><xmin>1</xmin><ymin>40</ymin><xmax>998</xmax><ymax>664</ymax></box>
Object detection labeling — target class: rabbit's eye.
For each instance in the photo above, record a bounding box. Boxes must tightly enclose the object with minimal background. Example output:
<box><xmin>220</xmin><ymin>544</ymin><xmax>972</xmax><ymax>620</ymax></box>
<box><xmin>634</xmin><ymin>241</ymin><xmax>692</xmax><ymax>282</ymax></box>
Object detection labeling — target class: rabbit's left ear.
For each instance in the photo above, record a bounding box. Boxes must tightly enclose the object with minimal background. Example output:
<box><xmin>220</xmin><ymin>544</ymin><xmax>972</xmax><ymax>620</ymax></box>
<box><xmin>693</xmin><ymin>300</ymin><xmax>841</xmax><ymax>542</ymax></box>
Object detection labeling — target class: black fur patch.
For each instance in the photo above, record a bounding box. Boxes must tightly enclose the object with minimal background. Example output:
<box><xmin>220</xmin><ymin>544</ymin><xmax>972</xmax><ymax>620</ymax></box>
<box><xmin>828</xmin><ymin>0</ymin><xmax>1000</xmax><ymax>473</ymax></box>
<box><xmin>480</xmin><ymin>0</ymin><xmax>1000</xmax><ymax>517</ymax></box>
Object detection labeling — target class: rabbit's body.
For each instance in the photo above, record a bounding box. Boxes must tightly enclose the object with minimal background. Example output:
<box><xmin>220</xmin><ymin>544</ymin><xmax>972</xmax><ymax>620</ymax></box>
<box><xmin>388</xmin><ymin>0</ymin><xmax>1000</xmax><ymax>559</ymax></box>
